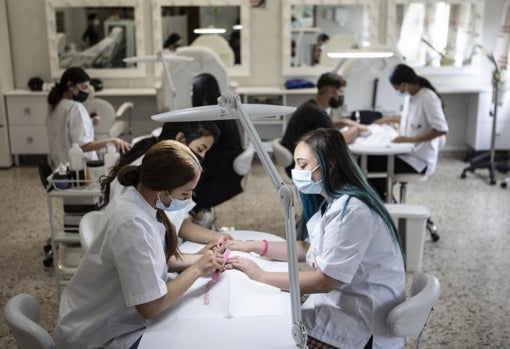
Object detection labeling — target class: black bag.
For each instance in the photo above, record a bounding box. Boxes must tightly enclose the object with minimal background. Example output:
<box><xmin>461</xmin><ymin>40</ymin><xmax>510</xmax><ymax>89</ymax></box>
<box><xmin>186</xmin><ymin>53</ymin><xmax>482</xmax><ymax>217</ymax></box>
<box><xmin>350</xmin><ymin>110</ymin><xmax>383</xmax><ymax>125</ymax></box>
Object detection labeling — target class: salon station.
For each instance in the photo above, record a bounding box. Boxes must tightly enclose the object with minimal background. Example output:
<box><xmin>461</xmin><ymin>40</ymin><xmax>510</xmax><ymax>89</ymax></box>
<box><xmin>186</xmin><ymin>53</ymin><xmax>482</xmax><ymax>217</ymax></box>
<box><xmin>1</xmin><ymin>0</ymin><xmax>510</xmax><ymax>348</ymax></box>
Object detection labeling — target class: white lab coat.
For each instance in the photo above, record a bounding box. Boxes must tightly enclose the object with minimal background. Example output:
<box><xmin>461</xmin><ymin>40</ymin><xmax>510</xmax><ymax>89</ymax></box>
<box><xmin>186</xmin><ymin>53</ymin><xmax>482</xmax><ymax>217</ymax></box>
<box><xmin>108</xmin><ymin>155</ymin><xmax>195</xmax><ymax>235</ymax></box>
<box><xmin>398</xmin><ymin>88</ymin><xmax>449</xmax><ymax>175</ymax></box>
<box><xmin>46</xmin><ymin>98</ymin><xmax>98</xmax><ymax>167</ymax></box>
<box><xmin>55</xmin><ymin>187</ymin><xmax>168</xmax><ymax>349</ymax></box>
<box><xmin>302</xmin><ymin>196</ymin><xmax>405</xmax><ymax>349</ymax></box>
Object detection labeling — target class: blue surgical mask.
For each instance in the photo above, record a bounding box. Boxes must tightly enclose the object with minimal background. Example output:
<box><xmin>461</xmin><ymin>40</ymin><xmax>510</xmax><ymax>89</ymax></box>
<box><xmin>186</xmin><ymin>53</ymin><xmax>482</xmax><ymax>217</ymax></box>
<box><xmin>291</xmin><ymin>165</ymin><xmax>323</xmax><ymax>195</ymax></box>
<box><xmin>155</xmin><ymin>191</ymin><xmax>193</xmax><ymax>212</ymax></box>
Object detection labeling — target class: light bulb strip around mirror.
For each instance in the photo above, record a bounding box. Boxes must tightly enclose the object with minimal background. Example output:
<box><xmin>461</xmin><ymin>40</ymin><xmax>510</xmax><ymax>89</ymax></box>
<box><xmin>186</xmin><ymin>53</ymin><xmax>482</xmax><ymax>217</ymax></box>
<box><xmin>282</xmin><ymin>0</ymin><xmax>380</xmax><ymax>77</ymax></box>
<box><xmin>45</xmin><ymin>0</ymin><xmax>147</xmax><ymax>79</ymax></box>
<box><xmin>151</xmin><ymin>0</ymin><xmax>251</xmax><ymax>78</ymax></box>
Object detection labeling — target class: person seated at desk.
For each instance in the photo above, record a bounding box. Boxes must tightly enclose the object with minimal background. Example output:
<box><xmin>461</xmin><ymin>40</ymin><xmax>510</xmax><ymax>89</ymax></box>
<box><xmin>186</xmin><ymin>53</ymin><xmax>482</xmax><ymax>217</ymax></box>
<box><xmin>366</xmin><ymin>63</ymin><xmax>449</xmax><ymax>200</ymax></box>
<box><xmin>46</xmin><ymin>67</ymin><xmax>131</xmax><ymax>168</ymax></box>
<box><xmin>226</xmin><ymin>128</ymin><xmax>405</xmax><ymax>349</ymax></box>
<box><xmin>101</xmin><ymin>121</ymin><xmax>233</xmax><ymax>248</ymax></box>
<box><xmin>55</xmin><ymin>140</ymin><xmax>227</xmax><ymax>349</ymax></box>
<box><xmin>281</xmin><ymin>72</ymin><xmax>364</xmax><ymax>179</ymax></box>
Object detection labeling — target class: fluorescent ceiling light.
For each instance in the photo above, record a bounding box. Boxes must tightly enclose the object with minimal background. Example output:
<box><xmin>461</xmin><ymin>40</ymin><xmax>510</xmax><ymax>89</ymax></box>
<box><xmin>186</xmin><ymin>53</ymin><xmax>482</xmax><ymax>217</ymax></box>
<box><xmin>232</xmin><ymin>24</ymin><xmax>242</xmax><ymax>30</ymax></box>
<box><xmin>193</xmin><ymin>28</ymin><xmax>226</xmax><ymax>34</ymax></box>
<box><xmin>327</xmin><ymin>50</ymin><xmax>394</xmax><ymax>59</ymax></box>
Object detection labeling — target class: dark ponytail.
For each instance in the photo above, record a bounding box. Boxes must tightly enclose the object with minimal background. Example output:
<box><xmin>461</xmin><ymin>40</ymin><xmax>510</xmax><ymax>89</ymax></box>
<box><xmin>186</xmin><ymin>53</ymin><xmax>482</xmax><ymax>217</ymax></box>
<box><xmin>47</xmin><ymin>67</ymin><xmax>90</xmax><ymax>110</ymax></box>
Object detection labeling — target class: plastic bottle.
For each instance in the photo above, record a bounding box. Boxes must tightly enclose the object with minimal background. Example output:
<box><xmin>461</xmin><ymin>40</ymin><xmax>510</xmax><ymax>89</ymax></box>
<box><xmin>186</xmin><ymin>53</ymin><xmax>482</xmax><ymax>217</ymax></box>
<box><xmin>354</xmin><ymin>110</ymin><xmax>361</xmax><ymax>124</ymax></box>
<box><xmin>104</xmin><ymin>142</ymin><xmax>120</xmax><ymax>175</ymax></box>
<box><xmin>68</xmin><ymin>143</ymin><xmax>84</xmax><ymax>186</ymax></box>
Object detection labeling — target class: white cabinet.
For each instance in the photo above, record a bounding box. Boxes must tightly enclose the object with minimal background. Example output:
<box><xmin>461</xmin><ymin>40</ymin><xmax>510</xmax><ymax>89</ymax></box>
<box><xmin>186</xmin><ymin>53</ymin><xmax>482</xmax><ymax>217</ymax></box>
<box><xmin>5</xmin><ymin>93</ymin><xmax>49</xmax><ymax>158</ymax></box>
<box><xmin>466</xmin><ymin>90</ymin><xmax>510</xmax><ymax>151</ymax></box>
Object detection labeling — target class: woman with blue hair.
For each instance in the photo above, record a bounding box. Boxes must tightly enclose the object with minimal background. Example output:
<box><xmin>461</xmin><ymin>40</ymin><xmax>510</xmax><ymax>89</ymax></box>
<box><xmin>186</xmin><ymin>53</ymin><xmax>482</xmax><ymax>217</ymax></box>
<box><xmin>226</xmin><ymin>128</ymin><xmax>405</xmax><ymax>349</ymax></box>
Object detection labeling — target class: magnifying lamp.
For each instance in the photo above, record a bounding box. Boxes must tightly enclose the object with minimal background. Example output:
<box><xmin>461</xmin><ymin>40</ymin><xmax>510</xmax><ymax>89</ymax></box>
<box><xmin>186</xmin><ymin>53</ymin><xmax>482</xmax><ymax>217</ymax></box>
<box><xmin>151</xmin><ymin>92</ymin><xmax>309</xmax><ymax>348</ymax></box>
<box><xmin>124</xmin><ymin>52</ymin><xmax>194</xmax><ymax>111</ymax></box>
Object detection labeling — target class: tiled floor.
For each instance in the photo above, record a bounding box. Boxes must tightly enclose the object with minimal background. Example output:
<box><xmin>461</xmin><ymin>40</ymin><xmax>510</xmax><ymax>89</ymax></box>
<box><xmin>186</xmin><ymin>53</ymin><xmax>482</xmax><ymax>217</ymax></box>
<box><xmin>1</xmin><ymin>152</ymin><xmax>509</xmax><ymax>348</ymax></box>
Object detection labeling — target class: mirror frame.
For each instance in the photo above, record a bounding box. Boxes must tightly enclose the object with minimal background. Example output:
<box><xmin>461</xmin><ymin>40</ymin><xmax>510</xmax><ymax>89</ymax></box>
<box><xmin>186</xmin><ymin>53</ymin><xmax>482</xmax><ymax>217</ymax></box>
<box><xmin>151</xmin><ymin>0</ymin><xmax>250</xmax><ymax>78</ymax></box>
<box><xmin>282</xmin><ymin>0</ymin><xmax>380</xmax><ymax>77</ymax></box>
<box><xmin>45</xmin><ymin>0</ymin><xmax>147</xmax><ymax>79</ymax></box>
<box><xmin>386</xmin><ymin>0</ymin><xmax>485</xmax><ymax>76</ymax></box>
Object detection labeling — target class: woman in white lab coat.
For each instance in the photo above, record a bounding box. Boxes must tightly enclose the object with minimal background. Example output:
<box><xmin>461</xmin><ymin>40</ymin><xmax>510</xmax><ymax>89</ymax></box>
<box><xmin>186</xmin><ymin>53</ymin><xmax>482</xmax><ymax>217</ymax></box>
<box><xmin>226</xmin><ymin>128</ymin><xmax>406</xmax><ymax>349</ymax></box>
<box><xmin>46</xmin><ymin>67</ymin><xmax>131</xmax><ymax>167</ymax></box>
<box><xmin>101</xmin><ymin>121</ymin><xmax>232</xmax><ymax>266</ymax></box>
<box><xmin>55</xmin><ymin>140</ymin><xmax>225</xmax><ymax>349</ymax></box>
<box><xmin>367</xmin><ymin>63</ymin><xmax>449</xmax><ymax>199</ymax></box>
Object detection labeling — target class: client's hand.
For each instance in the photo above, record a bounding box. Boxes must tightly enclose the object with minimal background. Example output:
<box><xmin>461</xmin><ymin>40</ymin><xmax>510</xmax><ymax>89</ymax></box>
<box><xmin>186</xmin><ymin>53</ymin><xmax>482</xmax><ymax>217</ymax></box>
<box><xmin>227</xmin><ymin>256</ymin><xmax>263</xmax><ymax>282</ymax></box>
<box><xmin>224</xmin><ymin>240</ymin><xmax>253</xmax><ymax>252</ymax></box>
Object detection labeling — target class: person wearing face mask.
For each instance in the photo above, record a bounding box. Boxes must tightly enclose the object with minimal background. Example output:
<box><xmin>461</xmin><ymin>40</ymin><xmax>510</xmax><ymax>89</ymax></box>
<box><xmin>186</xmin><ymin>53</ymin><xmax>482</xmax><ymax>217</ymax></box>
<box><xmin>367</xmin><ymin>63</ymin><xmax>449</xmax><ymax>199</ymax></box>
<box><xmin>55</xmin><ymin>140</ymin><xmax>226</xmax><ymax>349</ymax></box>
<box><xmin>82</xmin><ymin>12</ymin><xmax>101</xmax><ymax>48</ymax></box>
<box><xmin>101</xmin><ymin>121</ymin><xmax>234</xmax><ymax>248</ymax></box>
<box><xmin>281</xmin><ymin>72</ymin><xmax>363</xmax><ymax>179</ymax></box>
<box><xmin>46</xmin><ymin>67</ymin><xmax>131</xmax><ymax>168</ymax></box>
<box><xmin>312</xmin><ymin>33</ymin><xmax>330</xmax><ymax>66</ymax></box>
<box><xmin>225</xmin><ymin>128</ymin><xmax>405</xmax><ymax>349</ymax></box>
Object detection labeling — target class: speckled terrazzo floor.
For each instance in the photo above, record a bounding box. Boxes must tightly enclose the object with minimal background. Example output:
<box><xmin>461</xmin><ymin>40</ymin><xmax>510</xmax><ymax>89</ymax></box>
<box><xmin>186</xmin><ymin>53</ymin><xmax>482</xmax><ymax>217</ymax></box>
<box><xmin>1</xmin><ymin>152</ymin><xmax>509</xmax><ymax>349</ymax></box>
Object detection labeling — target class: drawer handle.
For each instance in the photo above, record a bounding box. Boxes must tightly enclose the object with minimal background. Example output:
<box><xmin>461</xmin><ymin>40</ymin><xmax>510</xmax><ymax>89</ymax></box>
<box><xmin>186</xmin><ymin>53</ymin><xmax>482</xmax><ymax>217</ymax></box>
<box><xmin>23</xmin><ymin>107</ymin><xmax>31</xmax><ymax>115</ymax></box>
<box><xmin>26</xmin><ymin>136</ymin><xmax>34</xmax><ymax>144</ymax></box>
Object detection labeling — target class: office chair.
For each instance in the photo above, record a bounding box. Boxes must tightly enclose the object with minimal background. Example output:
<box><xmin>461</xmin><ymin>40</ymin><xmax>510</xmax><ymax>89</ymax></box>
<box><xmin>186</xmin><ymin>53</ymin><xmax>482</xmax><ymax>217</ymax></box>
<box><xmin>79</xmin><ymin>210</ymin><xmax>104</xmax><ymax>250</ymax></box>
<box><xmin>271</xmin><ymin>138</ymin><xmax>293</xmax><ymax>168</ymax></box>
<box><xmin>387</xmin><ymin>272</ymin><xmax>440</xmax><ymax>349</ymax></box>
<box><xmin>4</xmin><ymin>293</ymin><xmax>55</xmax><ymax>349</ymax></box>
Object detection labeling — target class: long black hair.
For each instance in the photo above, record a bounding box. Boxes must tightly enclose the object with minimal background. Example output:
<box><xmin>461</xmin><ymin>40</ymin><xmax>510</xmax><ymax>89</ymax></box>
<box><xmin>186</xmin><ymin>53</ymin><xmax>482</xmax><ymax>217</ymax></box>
<box><xmin>47</xmin><ymin>67</ymin><xmax>90</xmax><ymax>110</ymax></box>
<box><xmin>100</xmin><ymin>121</ymin><xmax>220</xmax><ymax>205</ymax></box>
<box><xmin>389</xmin><ymin>63</ymin><xmax>443</xmax><ymax>106</ymax></box>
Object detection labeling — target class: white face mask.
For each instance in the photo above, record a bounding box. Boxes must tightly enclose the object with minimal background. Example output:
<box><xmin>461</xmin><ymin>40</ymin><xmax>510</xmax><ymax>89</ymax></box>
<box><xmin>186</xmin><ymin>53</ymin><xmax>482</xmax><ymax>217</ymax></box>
<box><xmin>155</xmin><ymin>191</ymin><xmax>193</xmax><ymax>212</ymax></box>
<box><xmin>291</xmin><ymin>165</ymin><xmax>323</xmax><ymax>195</ymax></box>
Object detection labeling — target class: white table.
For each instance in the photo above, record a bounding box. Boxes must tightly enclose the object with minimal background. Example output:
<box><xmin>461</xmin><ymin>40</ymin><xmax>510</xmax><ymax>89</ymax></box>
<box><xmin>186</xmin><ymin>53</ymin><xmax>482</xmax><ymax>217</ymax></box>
<box><xmin>348</xmin><ymin>124</ymin><xmax>414</xmax><ymax>203</ymax></box>
<box><xmin>138</xmin><ymin>230</ymin><xmax>298</xmax><ymax>349</ymax></box>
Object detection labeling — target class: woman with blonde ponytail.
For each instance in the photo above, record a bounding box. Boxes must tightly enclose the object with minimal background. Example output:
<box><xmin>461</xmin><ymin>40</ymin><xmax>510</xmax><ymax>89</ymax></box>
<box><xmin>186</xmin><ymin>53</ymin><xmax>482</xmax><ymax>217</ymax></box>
<box><xmin>55</xmin><ymin>140</ymin><xmax>225</xmax><ymax>349</ymax></box>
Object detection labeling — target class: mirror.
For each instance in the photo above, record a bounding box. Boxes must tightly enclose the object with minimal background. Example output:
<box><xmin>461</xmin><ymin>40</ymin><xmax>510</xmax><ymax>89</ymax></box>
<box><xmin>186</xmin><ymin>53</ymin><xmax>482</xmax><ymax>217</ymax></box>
<box><xmin>152</xmin><ymin>0</ymin><xmax>250</xmax><ymax>77</ymax></box>
<box><xmin>387</xmin><ymin>0</ymin><xmax>484</xmax><ymax>72</ymax></box>
<box><xmin>45</xmin><ymin>0</ymin><xmax>146</xmax><ymax>79</ymax></box>
<box><xmin>282</xmin><ymin>0</ymin><xmax>379</xmax><ymax>76</ymax></box>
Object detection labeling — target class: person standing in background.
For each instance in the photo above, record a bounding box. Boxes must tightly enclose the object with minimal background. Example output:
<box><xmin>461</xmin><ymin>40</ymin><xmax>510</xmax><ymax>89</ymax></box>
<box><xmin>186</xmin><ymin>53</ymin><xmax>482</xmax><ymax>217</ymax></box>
<box><xmin>46</xmin><ymin>67</ymin><xmax>131</xmax><ymax>167</ymax></box>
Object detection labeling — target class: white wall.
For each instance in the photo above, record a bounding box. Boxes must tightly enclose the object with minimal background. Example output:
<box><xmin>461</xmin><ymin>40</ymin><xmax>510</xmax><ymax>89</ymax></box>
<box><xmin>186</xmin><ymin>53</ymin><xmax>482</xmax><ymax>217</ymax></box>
<box><xmin>3</xmin><ymin>0</ymin><xmax>506</xmax><ymax>89</ymax></box>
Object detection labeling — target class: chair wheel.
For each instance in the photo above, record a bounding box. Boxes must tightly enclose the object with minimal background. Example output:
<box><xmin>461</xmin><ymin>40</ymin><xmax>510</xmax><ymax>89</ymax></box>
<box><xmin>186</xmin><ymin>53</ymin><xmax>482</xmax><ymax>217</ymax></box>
<box><xmin>501</xmin><ymin>181</ymin><xmax>508</xmax><ymax>188</ymax></box>
<box><xmin>430</xmin><ymin>233</ymin><xmax>440</xmax><ymax>242</ymax></box>
<box><xmin>43</xmin><ymin>253</ymin><xmax>53</xmax><ymax>267</ymax></box>
<box><xmin>460</xmin><ymin>172</ymin><xmax>466</xmax><ymax>179</ymax></box>
<box><xmin>490</xmin><ymin>179</ymin><xmax>497</xmax><ymax>185</ymax></box>
<box><xmin>43</xmin><ymin>243</ymin><xmax>52</xmax><ymax>253</ymax></box>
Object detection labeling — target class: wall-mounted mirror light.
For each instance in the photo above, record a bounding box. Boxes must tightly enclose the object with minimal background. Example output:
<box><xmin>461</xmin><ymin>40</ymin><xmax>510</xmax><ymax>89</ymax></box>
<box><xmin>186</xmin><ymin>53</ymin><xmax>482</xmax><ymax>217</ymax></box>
<box><xmin>152</xmin><ymin>0</ymin><xmax>250</xmax><ymax>77</ymax></box>
<box><xmin>45</xmin><ymin>0</ymin><xmax>147</xmax><ymax>79</ymax></box>
<box><xmin>387</xmin><ymin>0</ymin><xmax>484</xmax><ymax>74</ymax></box>
<box><xmin>282</xmin><ymin>0</ymin><xmax>379</xmax><ymax>77</ymax></box>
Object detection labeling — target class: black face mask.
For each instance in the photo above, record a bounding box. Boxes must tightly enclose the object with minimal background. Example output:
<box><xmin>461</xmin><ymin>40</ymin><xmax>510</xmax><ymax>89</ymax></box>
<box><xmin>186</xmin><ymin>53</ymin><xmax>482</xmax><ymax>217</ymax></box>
<box><xmin>73</xmin><ymin>90</ymin><xmax>89</xmax><ymax>103</ymax></box>
<box><xmin>191</xmin><ymin>150</ymin><xmax>204</xmax><ymax>166</ymax></box>
<box><xmin>328</xmin><ymin>95</ymin><xmax>344</xmax><ymax>109</ymax></box>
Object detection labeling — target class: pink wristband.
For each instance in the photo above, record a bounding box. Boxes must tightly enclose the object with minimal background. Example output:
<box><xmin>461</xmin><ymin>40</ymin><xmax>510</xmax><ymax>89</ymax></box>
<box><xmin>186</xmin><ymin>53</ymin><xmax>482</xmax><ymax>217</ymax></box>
<box><xmin>260</xmin><ymin>239</ymin><xmax>269</xmax><ymax>257</ymax></box>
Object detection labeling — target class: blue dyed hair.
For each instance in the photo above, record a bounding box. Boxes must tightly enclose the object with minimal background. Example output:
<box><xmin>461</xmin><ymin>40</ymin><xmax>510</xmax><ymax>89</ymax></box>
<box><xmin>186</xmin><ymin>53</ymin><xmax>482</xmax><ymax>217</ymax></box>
<box><xmin>298</xmin><ymin>128</ymin><xmax>404</xmax><ymax>260</ymax></box>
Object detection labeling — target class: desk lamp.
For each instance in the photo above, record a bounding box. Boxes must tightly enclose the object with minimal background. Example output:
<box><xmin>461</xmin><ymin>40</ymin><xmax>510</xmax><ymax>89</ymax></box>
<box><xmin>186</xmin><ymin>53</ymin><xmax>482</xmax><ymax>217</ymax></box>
<box><xmin>461</xmin><ymin>44</ymin><xmax>509</xmax><ymax>184</ymax></box>
<box><xmin>124</xmin><ymin>53</ymin><xmax>194</xmax><ymax>111</ymax></box>
<box><xmin>151</xmin><ymin>93</ymin><xmax>309</xmax><ymax>348</ymax></box>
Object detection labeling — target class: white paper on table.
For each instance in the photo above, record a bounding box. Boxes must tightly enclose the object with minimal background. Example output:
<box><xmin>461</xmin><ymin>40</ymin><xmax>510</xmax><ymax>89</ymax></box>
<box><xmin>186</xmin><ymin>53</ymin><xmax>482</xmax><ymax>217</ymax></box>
<box><xmin>354</xmin><ymin>124</ymin><xmax>399</xmax><ymax>147</ymax></box>
<box><xmin>176</xmin><ymin>268</ymin><xmax>283</xmax><ymax>319</ymax></box>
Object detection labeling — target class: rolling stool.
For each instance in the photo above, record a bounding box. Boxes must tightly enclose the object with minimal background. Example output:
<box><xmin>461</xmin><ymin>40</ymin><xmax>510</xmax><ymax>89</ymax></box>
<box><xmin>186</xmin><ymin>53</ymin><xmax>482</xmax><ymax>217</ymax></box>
<box><xmin>394</xmin><ymin>173</ymin><xmax>440</xmax><ymax>242</ymax></box>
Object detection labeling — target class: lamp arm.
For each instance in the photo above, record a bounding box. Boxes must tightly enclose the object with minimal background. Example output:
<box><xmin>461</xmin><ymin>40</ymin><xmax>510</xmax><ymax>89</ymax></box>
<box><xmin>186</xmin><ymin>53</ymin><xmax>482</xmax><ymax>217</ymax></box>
<box><xmin>218</xmin><ymin>93</ymin><xmax>308</xmax><ymax>348</ymax></box>
<box><xmin>158</xmin><ymin>51</ymin><xmax>178</xmax><ymax>111</ymax></box>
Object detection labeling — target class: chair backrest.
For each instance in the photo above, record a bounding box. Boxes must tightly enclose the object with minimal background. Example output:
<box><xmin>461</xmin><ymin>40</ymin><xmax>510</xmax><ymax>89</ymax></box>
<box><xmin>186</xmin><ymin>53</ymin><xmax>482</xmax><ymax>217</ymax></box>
<box><xmin>83</xmin><ymin>97</ymin><xmax>116</xmax><ymax>139</ymax></box>
<box><xmin>79</xmin><ymin>210</ymin><xmax>104</xmax><ymax>250</ymax></box>
<box><xmin>272</xmin><ymin>138</ymin><xmax>293</xmax><ymax>168</ymax></box>
<box><xmin>4</xmin><ymin>293</ymin><xmax>55</xmax><ymax>349</ymax></box>
<box><xmin>387</xmin><ymin>273</ymin><xmax>440</xmax><ymax>341</ymax></box>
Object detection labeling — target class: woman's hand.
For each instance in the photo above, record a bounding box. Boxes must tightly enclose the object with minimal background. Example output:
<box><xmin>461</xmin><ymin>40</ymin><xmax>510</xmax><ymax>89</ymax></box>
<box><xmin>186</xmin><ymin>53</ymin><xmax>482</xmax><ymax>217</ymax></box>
<box><xmin>227</xmin><ymin>256</ymin><xmax>263</xmax><ymax>281</ymax></box>
<box><xmin>194</xmin><ymin>250</ymin><xmax>225</xmax><ymax>276</ymax></box>
<box><xmin>197</xmin><ymin>241</ymin><xmax>225</xmax><ymax>254</ymax></box>
<box><xmin>392</xmin><ymin>135</ymin><xmax>413</xmax><ymax>143</ymax></box>
<box><xmin>110</xmin><ymin>137</ymin><xmax>131</xmax><ymax>154</ymax></box>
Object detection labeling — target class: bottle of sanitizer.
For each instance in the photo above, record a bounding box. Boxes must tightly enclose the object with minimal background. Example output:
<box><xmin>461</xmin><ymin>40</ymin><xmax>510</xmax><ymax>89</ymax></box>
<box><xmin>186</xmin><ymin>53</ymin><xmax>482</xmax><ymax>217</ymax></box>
<box><xmin>68</xmin><ymin>142</ymin><xmax>84</xmax><ymax>186</ymax></box>
<box><xmin>103</xmin><ymin>142</ymin><xmax>120</xmax><ymax>176</ymax></box>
